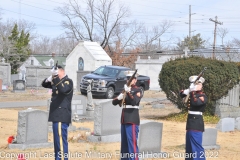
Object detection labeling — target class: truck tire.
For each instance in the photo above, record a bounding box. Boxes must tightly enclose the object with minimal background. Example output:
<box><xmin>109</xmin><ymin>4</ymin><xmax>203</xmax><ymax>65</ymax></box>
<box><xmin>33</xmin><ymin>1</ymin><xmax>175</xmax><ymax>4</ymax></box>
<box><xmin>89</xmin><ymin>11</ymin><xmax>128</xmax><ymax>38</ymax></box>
<box><xmin>81</xmin><ymin>91</ymin><xmax>87</xmax><ymax>95</ymax></box>
<box><xmin>139</xmin><ymin>86</ymin><xmax>144</xmax><ymax>96</ymax></box>
<box><xmin>105</xmin><ymin>86</ymin><xmax>114</xmax><ymax>99</ymax></box>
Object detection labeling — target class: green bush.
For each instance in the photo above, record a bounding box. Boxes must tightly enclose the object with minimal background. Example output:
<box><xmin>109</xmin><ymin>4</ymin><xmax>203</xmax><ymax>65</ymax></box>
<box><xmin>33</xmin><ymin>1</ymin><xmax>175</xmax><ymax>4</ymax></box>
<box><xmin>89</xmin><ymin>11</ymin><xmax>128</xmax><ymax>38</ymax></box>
<box><xmin>159</xmin><ymin>56</ymin><xmax>239</xmax><ymax>115</ymax></box>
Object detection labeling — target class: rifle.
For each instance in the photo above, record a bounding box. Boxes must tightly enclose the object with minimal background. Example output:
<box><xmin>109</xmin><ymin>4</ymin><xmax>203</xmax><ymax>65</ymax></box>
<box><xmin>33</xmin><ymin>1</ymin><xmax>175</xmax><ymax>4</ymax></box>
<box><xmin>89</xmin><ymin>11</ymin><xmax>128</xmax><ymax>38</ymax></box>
<box><xmin>120</xmin><ymin>69</ymin><xmax>138</xmax><ymax>107</ymax></box>
<box><xmin>184</xmin><ymin>67</ymin><xmax>207</xmax><ymax>103</ymax></box>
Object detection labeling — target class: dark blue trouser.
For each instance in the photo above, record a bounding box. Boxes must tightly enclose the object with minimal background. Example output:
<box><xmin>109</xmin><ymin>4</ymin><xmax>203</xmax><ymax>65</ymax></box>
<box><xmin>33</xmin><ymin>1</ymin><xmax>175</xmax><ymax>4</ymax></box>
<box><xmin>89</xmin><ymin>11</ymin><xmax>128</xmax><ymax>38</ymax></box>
<box><xmin>186</xmin><ymin>130</ymin><xmax>206</xmax><ymax>160</ymax></box>
<box><xmin>121</xmin><ymin>124</ymin><xmax>139</xmax><ymax>160</ymax></box>
<box><xmin>52</xmin><ymin>122</ymin><xmax>69</xmax><ymax>160</ymax></box>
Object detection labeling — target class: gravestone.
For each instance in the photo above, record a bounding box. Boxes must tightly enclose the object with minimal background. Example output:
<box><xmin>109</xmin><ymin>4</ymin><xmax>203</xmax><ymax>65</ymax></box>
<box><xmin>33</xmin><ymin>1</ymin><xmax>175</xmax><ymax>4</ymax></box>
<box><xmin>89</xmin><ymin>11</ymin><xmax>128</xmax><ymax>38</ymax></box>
<box><xmin>72</xmin><ymin>95</ymin><xmax>93</xmax><ymax>122</ymax></box>
<box><xmin>202</xmin><ymin>128</ymin><xmax>220</xmax><ymax>149</ymax></box>
<box><xmin>138</xmin><ymin>120</ymin><xmax>164</xmax><ymax>158</ymax></box>
<box><xmin>47</xmin><ymin>95</ymin><xmax>90</xmax><ymax>132</ymax></box>
<box><xmin>87</xmin><ymin>99</ymin><xmax>122</xmax><ymax>142</ymax></box>
<box><xmin>235</xmin><ymin>117</ymin><xmax>240</xmax><ymax>130</ymax></box>
<box><xmin>71</xmin><ymin>95</ymin><xmax>87</xmax><ymax>117</ymax></box>
<box><xmin>47</xmin><ymin>95</ymin><xmax>88</xmax><ymax>132</ymax></box>
<box><xmin>215</xmin><ymin>84</ymin><xmax>240</xmax><ymax>118</ymax></box>
<box><xmin>0</xmin><ymin>62</ymin><xmax>11</xmax><ymax>86</ymax></box>
<box><xmin>13</xmin><ymin>80</ymin><xmax>25</xmax><ymax>92</ymax></box>
<box><xmin>9</xmin><ymin>109</ymin><xmax>52</xmax><ymax>150</ymax></box>
<box><xmin>216</xmin><ymin>118</ymin><xmax>235</xmax><ymax>132</ymax></box>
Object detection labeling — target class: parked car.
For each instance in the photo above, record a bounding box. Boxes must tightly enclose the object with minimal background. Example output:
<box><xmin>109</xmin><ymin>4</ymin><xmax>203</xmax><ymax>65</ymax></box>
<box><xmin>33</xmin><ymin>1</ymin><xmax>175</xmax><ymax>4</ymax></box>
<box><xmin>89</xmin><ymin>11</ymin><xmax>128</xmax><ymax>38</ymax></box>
<box><xmin>80</xmin><ymin>65</ymin><xmax>150</xmax><ymax>99</ymax></box>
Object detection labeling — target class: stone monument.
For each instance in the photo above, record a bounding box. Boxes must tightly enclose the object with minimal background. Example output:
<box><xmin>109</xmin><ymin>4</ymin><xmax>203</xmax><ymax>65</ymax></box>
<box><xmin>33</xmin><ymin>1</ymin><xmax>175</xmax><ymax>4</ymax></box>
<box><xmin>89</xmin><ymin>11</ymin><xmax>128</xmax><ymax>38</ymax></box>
<box><xmin>9</xmin><ymin>109</ymin><xmax>52</xmax><ymax>150</ymax></box>
<box><xmin>87</xmin><ymin>99</ymin><xmax>122</xmax><ymax>142</ymax></box>
<box><xmin>86</xmin><ymin>79</ymin><xmax>94</xmax><ymax>117</ymax></box>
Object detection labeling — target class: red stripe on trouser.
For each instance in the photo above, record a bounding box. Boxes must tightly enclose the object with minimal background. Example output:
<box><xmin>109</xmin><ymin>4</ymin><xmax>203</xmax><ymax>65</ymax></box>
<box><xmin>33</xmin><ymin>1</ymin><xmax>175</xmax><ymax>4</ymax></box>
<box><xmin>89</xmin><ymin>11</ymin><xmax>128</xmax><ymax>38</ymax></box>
<box><xmin>132</xmin><ymin>124</ymin><xmax>138</xmax><ymax>160</ymax></box>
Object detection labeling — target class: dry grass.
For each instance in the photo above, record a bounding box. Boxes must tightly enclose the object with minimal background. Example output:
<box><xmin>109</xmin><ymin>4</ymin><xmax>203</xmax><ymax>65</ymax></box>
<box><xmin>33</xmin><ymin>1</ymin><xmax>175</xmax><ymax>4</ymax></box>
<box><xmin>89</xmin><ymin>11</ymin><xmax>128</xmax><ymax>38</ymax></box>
<box><xmin>0</xmin><ymin>88</ymin><xmax>52</xmax><ymax>102</ymax></box>
<box><xmin>0</xmin><ymin>90</ymin><xmax>239</xmax><ymax>159</ymax></box>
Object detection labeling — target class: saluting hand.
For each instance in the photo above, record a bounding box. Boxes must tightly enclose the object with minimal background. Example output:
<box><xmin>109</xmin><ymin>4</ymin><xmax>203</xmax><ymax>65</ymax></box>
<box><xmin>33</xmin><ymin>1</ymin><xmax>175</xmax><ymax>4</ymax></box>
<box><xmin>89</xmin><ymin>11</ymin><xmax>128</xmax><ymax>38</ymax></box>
<box><xmin>50</xmin><ymin>67</ymin><xmax>58</xmax><ymax>76</ymax></box>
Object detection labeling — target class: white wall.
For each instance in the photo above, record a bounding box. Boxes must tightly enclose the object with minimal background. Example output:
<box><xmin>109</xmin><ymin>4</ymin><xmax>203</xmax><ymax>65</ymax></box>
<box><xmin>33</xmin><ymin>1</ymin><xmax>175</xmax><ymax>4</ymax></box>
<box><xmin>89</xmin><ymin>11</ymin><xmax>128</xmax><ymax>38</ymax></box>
<box><xmin>135</xmin><ymin>56</ymin><xmax>174</xmax><ymax>90</ymax></box>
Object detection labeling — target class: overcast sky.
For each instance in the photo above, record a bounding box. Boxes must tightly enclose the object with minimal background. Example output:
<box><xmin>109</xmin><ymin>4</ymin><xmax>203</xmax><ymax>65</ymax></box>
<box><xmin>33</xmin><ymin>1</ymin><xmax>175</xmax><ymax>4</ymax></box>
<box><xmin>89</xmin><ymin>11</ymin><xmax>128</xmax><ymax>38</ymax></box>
<box><xmin>1</xmin><ymin>0</ymin><xmax>240</xmax><ymax>47</ymax></box>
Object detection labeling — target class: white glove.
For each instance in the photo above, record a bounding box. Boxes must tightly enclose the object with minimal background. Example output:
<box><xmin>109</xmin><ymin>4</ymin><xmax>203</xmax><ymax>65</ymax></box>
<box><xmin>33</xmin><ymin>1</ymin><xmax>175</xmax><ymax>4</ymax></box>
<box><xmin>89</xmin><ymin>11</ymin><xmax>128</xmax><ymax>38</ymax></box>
<box><xmin>183</xmin><ymin>89</ymin><xmax>190</xmax><ymax>95</ymax></box>
<box><xmin>117</xmin><ymin>93</ymin><xmax>124</xmax><ymax>100</ymax></box>
<box><xmin>124</xmin><ymin>84</ymin><xmax>131</xmax><ymax>92</ymax></box>
<box><xmin>50</xmin><ymin>67</ymin><xmax>58</xmax><ymax>76</ymax></box>
<box><xmin>46</xmin><ymin>75</ymin><xmax>52</xmax><ymax>82</ymax></box>
<box><xmin>189</xmin><ymin>83</ymin><xmax>197</xmax><ymax>92</ymax></box>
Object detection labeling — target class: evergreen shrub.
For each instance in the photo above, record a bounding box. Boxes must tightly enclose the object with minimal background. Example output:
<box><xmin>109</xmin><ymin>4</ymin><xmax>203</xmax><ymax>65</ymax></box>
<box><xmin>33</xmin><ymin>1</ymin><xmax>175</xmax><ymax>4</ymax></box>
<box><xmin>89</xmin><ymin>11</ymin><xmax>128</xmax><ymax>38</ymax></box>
<box><xmin>159</xmin><ymin>56</ymin><xmax>239</xmax><ymax>115</ymax></box>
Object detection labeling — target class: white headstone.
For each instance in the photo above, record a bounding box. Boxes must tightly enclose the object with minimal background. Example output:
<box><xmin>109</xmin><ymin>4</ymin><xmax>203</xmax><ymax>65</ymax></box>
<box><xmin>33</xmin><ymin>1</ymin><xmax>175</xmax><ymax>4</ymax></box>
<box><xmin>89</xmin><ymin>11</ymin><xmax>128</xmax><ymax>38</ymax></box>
<box><xmin>202</xmin><ymin>128</ymin><xmax>220</xmax><ymax>149</ymax></box>
<box><xmin>216</xmin><ymin>118</ymin><xmax>235</xmax><ymax>132</ymax></box>
<box><xmin>139</xmin><ymin>120</ymin><xmax>163</xmax><ymax>153</ymax></box>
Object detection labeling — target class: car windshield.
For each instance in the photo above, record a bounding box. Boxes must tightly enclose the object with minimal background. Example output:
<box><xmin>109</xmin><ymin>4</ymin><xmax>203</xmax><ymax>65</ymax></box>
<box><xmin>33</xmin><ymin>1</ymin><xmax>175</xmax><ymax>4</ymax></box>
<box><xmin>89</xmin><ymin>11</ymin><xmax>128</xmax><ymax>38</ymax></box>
<box><xmin>93</xmin><ymin>66</ymin><xmax>119</xmax><ymax>77</ymax></box>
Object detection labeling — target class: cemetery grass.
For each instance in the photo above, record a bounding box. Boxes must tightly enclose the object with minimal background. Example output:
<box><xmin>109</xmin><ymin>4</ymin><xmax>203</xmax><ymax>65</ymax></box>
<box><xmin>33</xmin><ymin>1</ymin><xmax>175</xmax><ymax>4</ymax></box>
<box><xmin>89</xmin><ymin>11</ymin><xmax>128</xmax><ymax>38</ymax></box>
<box><xmin>0</xmin><ymin>90</ymin><xmax>240</xmax><ymax>159</ymax></box>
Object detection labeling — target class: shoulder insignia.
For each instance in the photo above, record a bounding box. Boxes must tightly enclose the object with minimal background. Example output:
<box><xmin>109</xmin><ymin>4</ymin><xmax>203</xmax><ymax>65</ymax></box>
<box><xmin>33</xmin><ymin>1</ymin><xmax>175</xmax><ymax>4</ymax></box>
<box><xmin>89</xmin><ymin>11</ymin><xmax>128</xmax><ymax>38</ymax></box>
<box><xmin>64</xmin><ymin>81</ymin><xmax>69</xmax><ymax>85</ymax></box>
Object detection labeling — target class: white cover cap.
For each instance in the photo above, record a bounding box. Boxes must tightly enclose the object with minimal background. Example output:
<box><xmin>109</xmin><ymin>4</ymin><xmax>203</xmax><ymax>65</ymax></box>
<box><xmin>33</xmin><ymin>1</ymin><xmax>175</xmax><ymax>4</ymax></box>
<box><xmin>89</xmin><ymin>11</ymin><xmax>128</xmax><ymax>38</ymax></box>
<box><xmin>124</xmin><ymin>70</ymin><xmax>139</xmax><ymax>77</ymax></box>
<box><xmin>189</xmin><ymin>75</ymin><xmax>205</xmax><ymax>83</ymax></box>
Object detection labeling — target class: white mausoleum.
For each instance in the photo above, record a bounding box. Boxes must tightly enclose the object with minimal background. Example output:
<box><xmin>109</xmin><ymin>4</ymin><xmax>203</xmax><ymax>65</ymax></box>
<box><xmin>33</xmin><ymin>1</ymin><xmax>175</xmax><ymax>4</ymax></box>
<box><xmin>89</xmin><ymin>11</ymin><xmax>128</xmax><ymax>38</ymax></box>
<box><xmin>65</xmin><ymin>41</ymin><xmax>112</xmax><ymax>89</ymax></box>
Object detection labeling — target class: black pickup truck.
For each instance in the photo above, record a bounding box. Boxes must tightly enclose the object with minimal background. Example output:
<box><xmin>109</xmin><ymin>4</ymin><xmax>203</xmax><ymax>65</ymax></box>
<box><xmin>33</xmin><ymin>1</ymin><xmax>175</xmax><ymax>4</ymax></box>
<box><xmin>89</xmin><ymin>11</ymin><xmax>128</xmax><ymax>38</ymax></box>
<box><xmin>80</xmin><ymin>65</ymin><xmax>150</xmax><ymax>99</ymax></box>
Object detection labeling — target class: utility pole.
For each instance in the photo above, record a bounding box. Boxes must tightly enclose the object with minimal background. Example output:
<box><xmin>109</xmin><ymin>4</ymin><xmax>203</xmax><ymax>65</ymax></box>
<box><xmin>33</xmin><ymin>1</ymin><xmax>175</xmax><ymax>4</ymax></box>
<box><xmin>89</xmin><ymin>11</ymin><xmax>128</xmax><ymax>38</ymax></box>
<box><xmin>189</xmin><ymin>5</ymin><xmax>195</xmax><ymax>39</ymax></box>
<box><xmin>189</xmin><ymin>5</ymin><xmax>191</xmax><ymax>38</ymax></box>
<box><xmin>209</xmin><ymin>16</ymin><xmax>223</xmax><ymax>59</ymax></box>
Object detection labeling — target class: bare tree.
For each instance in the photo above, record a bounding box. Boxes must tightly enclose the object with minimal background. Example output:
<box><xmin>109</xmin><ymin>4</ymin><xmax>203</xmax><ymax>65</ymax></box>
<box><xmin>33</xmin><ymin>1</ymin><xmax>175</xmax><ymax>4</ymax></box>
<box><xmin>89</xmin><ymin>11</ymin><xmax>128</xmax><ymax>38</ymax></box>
<box><xmin>110</xmin><ymin>20</ymin><xmax>144</xmax><ymax>50</ymax></box>
<box><xmin>0</xmin><ymin>19</ymin><xmax>36</xmax><ymax>54</ymax></box>
<box><xmin>31</xmin><ymin>36</ymin><xmax>53</xmax><ymax>55</ymax></box>
<box><xmin>0</xmin><ymin>20</ymin><xmax>17</xmax><ymax>59</ymax></box>
<box><xmin>232</xmin><ymin>38</ymin><xmax>240</xmax><ymax>47</ymax></box>
<box><xmin>137</xmin><ymin>20</ymin><xmax>173</xmax><ymax>51</ymax></box>
<box><xmin>51</xmin><ymin>36</ymin><xmax>78</xmax><ymax>55</ymax></box>
<box><xmin>31</xmin><ymin>35</ymin><xmax>77</xmax><ymax>55</ymax></box>
<box><xmin>56</xmin><ymin>0</ymin><xmax>130</xmax><ymax>49</ymax></box>
<box><xmin>217</xmin><ymin>27</ymin><xmax>229</xmax><ymax>46</ymax></box>
<box><xmin>18</xmin><ymin>19</ymin><xmax>36</xmax><ymax>39</ymax></box>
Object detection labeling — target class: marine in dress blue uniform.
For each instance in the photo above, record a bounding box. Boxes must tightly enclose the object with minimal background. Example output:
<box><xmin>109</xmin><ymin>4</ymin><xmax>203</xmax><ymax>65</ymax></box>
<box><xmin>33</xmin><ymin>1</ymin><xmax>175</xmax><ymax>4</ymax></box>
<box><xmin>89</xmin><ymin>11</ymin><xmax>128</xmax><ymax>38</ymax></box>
<box><xmin>112</xmin><ymin>71</ymin><xmax>143</xmax><ymax>160</ymax></box>
<box><xmin>180</xmin><ymin>76</ymin><xmax>208</xmax><ymax>160</ymax></box>
<box><xmin>42</xmin><ymin>65</ymin><xmax>73</xmax><ymax>160</ymax></box>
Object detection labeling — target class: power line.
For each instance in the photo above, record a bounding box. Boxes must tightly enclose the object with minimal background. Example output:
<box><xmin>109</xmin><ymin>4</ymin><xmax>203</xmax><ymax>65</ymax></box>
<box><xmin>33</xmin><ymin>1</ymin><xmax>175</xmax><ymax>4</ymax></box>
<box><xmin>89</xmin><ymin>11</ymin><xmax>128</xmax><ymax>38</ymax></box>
<box><xmin>1</xmin><ymin>8</ymin><xmax>61</xmax><ymax>24</ymax></box>
<box><xmin>11</xmin><ymin>0</ymin><xmax>59</xmax><ymax>13</ymax></box>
